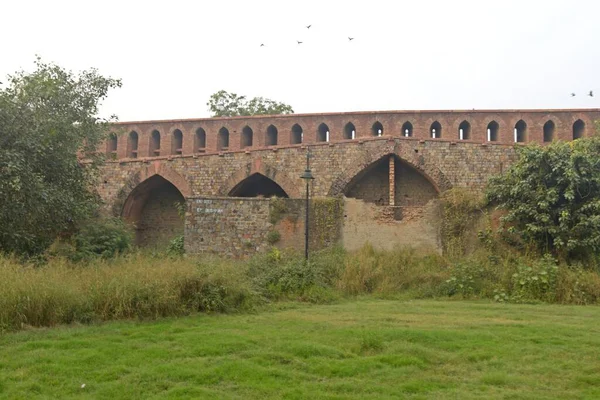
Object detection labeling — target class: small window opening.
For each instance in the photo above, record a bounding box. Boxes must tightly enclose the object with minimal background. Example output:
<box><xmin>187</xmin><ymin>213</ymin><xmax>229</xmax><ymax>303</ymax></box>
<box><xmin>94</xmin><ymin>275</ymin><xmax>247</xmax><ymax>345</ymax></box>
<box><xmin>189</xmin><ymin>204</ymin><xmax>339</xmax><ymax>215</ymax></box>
<box><xmin>543</xmin><ymin>120</ymin><xmax>555</xmax><ymax>143</ymax></box>
<box><xmin>107</xmin><ymin>133</ymin><xmax>117</xmax><ymax>159</ymax></box>
<box><xmin>128</xmin><ymin>131</ymin><xmax>138</xmax><ymax>158</ymax></box>
<box><xmin>458</xmin><ymin>120</ymin><xmax>471</xmax><ymax>140</ymax></box>
<box><xmin>430</xmin><ymin>121</ymin><xmax>442</xmax><ymax>139</ymax></box>
<box><xmin>218</xmin><ymin>127</ymin><xmax>230</xmax><ymax>151</ymax></box>
<box><xmin>195</xmin><ymin>128</ymin><xmax>206</xmax><ymax>153</ymax></box>
<box><xmin>241</xmin><ymin>126</ymin><xmax>253</xmax><ymax>148</ymax></box>
<box><xmin>344</xmin><ymin>122</ymin><xmax>356</xmax><ymax>140</ymax></box>
<box><xmin>150</xmin><ymin>130</ymin><xmax>161</xmax><ymax>156</ymax></box>
<box><xmin>266</xmin><ymin>125</ymin><xmax>278</xmax><ymax>146</ymax></box>
<box><xmin>402</xmin><ymin>121</ymin><xmax>413</xmax><ymax>137</ymax></box>
<box><xmin>487</xmin><ymin>121</ymin><xmax>499</xmax><ymax>142</ymax></box>
<box><xmin>291</xmin><ymin>124</ymin><xmax>303</xmax><ymax>144</ymax></box>
<box><xmin>372</xmin><ymin>121</ymin><xmax>384</xmax><ymax>137</ymax></box>
<box><xmin>317</xmin><ymin>123</ymin><xmax>330</xmax><ymax>142</ymax></box>
<box><xmin>172</xmin><ymin>129</ymin><xmax>183</xmax><ymax>155</ymax></box>
<box><xmin>573</xmin><ymin>119</ymin><xmax>585</xmax><ymax>139</ymax></box>
<box><xmin>514</xmin><ymin>120</ymin><xmax>527</xmax><ymax>143</ymax></box>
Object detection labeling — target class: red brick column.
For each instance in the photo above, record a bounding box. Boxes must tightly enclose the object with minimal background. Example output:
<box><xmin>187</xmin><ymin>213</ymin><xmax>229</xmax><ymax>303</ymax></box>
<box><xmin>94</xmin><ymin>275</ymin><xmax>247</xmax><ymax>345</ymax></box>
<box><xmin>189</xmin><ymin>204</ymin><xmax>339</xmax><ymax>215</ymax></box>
<box><xmin>389</xmin><ymin>155</ymin><xmax>395</xmax><ymax>206</ymax></box>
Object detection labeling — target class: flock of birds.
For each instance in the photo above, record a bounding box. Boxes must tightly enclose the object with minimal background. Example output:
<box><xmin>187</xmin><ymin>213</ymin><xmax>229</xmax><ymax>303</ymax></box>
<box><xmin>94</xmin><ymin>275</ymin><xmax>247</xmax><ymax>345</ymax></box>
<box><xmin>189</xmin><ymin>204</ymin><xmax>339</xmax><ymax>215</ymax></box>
<box><xmin>259</xmin><ymin>24</ymin><xmax>354</xmax><ymax>47</ymax></box>
<box><xmin>571</xmin><ymin>91</ymin><xmax>594</xmax><ymax>97</ymax></box>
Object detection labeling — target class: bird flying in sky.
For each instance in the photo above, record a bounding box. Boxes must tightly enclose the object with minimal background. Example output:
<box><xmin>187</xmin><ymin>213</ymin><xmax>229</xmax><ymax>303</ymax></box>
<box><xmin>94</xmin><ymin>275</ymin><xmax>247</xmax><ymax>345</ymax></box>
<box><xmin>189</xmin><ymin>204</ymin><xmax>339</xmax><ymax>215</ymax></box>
<box><xmin>297</xmin><ymin>40</ymin><xmax>303</xmax><ymax>44</ymax></box>
<box><xmin>571</xmin><ymin>93</ymin><xmax>576</xmax><ymax>97</ymax></box>
<box><xmin>589</xmin><ymin>90</ymin><xmax>594</xmax><ymax>97</ymax></box>
<box><xmin>348</xmin><ymin>37</ymin><xmax>354</xmax><ymax>41</ymax></box>
<box><xmin>306</xmin><ymin>25</ymin><xmax>311</xmax><ymax>29</ymax></box>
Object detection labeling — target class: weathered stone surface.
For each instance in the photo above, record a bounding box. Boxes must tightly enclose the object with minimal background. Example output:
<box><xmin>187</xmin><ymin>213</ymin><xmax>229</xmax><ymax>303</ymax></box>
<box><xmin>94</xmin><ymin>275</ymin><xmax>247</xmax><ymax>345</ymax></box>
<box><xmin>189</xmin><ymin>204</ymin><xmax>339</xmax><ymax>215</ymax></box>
<box><xmin>95</xmin><ymin>109</ymin><xmax>600</xmax><ymax>255</ymax></box>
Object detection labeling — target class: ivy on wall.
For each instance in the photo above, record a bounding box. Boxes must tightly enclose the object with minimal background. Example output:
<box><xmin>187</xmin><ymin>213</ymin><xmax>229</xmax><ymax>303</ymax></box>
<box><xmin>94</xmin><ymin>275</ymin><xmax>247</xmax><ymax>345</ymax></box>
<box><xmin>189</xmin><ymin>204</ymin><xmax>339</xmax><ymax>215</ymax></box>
<box><xmin>310</xmin><ymin>198</ymin><xmax>344</xmax><ymax>249</ymax></box>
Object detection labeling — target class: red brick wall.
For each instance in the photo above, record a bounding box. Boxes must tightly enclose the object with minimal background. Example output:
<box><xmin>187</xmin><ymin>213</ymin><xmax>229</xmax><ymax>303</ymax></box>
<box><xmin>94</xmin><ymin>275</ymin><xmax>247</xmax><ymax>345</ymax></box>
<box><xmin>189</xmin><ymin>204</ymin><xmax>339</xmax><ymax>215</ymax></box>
<box><xmin>105</xmin><ymin>109</ymin><xmax>600</xmax><ymax>160</ymax></box>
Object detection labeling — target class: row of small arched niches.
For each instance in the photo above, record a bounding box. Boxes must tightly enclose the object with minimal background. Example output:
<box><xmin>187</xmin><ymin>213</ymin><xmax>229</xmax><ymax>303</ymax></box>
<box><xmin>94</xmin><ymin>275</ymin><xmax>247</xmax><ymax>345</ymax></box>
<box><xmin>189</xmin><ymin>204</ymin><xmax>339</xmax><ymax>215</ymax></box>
<box><xmin>106</xmin><ymin>119</ymin><xmax>588</xmax><ymax>158</ymax></box>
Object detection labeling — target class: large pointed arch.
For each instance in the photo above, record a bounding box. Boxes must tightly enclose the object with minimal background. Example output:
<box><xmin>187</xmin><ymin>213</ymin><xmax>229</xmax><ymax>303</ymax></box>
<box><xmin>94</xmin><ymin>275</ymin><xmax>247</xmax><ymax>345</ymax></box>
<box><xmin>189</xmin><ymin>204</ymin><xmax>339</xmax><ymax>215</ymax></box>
<box><xmin>115</xmin><ymin>163</ymin><xmax>190</xmax><ymax>247</ymax></box>
<box><xmin>228</xmin><ymin>173</ymin><xmax>289</xmax><ymax>198</ymax></box>
<box><xmin>219</xmin><ymin>158</ymin><xmax>301</xmax><ymax>198</ymax></box>
<box><xmin>327</xmin><ymin>146</ymin><xmax>451</xmax><ymax>197</ymax></box>
<box><xmin>113</xmin><ymin>162</ymin><xmax>191</xmax><ymax>218</ymax></box>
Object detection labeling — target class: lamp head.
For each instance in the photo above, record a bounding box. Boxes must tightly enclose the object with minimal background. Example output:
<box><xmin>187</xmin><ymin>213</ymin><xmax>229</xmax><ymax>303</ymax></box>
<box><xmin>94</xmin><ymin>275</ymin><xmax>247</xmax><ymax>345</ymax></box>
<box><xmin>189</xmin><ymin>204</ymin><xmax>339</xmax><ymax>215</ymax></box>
<box><xmin>300</xmin><ymin>169</ymin><xmax>314</xmax><ymax>180</ymax></box>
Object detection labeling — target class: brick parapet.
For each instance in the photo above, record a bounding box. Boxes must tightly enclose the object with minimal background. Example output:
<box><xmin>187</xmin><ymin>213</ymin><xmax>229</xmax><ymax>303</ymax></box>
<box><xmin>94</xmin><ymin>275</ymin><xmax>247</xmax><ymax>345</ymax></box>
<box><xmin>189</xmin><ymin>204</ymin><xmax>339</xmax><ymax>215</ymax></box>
<box><xmin>104</xmin><ymin>109</ymin><xmax>600</xmax><ymax>161</ymax></box>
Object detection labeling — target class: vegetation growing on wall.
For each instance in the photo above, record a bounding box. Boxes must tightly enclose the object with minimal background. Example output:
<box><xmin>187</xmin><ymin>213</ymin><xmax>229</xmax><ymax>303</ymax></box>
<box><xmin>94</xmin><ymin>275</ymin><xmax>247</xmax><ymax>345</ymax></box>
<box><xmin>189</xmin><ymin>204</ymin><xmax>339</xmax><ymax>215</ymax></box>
<box><xmin>310</xmin><ymin>198</ymin><xmax>344</xmax><ymax>249</ymax></box>
<box><xmin>440</xmin><ymin>189</ymin><xmax>486</xmax><ymax>258</ymax></box>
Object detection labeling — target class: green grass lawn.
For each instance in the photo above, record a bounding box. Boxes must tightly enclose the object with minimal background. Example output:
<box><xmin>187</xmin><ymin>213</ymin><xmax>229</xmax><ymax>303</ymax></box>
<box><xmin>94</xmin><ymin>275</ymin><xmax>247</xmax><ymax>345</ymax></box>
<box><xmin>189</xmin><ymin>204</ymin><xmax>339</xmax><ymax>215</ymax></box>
<box><xmin>1</xmin><ymin>300</ymin><xmax>599</xmax><ymax>399</ymax></box>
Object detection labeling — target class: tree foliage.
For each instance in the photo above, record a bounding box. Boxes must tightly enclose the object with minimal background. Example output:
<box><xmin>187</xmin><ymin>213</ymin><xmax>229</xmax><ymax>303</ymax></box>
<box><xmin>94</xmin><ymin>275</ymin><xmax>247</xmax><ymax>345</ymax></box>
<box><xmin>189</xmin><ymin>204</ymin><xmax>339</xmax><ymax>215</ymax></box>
<box><xmin>487</xmin><ymin>130</ymin><xmax>600</xmax><ymax>261</ymax></box>
<box><xmin>207</xmin><ymin>90</ymin><xmax>294</xmax><ymax>117</ymax></box>
<box><xmin>0</xmin><ymin>58</ymin><xmax>121</xmax><ymax>255</ymax></box>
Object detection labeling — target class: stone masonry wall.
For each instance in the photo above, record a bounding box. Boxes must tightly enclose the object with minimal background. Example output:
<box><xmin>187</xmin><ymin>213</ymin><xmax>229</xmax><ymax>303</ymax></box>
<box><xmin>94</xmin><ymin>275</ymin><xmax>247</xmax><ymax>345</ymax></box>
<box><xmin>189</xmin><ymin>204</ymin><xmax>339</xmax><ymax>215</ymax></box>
<box><xmin>98</xmin><ymin>138</ymin><xmax>520</xmax><ymax>214</ymax></box>
<box><xmin>185</xmin><ymin>197</ymin><xmax>342</xmax><ymax>257</ymax></box>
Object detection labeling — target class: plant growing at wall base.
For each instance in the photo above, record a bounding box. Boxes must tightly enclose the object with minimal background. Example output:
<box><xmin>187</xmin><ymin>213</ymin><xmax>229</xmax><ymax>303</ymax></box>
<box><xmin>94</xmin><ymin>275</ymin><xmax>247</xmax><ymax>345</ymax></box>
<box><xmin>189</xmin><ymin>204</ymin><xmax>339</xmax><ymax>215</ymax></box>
<box><xmin>487</xmin><ymin>134</ymin><xmax>600</xmax><ymax>262</ymax></box>
<box><xmin>266</xmin><ymin>230</ymin><xmax>281</xmax><ymax>245</ymax></box>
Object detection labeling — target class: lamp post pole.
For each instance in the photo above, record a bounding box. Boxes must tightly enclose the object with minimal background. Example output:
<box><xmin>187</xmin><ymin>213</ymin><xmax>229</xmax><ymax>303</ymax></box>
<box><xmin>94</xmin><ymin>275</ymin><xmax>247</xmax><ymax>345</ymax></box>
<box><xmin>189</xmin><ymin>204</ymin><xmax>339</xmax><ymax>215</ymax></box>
<box><xmin>300</xmin><ymin>147</ymin><xmax>314</xmax><ymax>261</ymax></box>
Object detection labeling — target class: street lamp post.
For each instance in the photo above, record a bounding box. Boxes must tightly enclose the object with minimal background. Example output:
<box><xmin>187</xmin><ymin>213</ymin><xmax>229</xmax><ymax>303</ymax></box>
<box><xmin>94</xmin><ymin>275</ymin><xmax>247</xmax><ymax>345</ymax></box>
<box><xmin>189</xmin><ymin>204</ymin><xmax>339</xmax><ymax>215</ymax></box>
<box><xmin>300</xmin><ymin>148</ymin><xmax>314</xmax><ymax>261</ymax></box>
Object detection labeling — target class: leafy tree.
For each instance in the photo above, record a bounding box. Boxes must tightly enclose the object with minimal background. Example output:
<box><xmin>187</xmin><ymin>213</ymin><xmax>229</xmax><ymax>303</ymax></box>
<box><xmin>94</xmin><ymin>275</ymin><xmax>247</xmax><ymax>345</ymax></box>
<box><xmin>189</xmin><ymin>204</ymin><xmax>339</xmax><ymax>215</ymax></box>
<box><xmin>0</xmin><ymin>57</ymin><xmax>121</xmax><ymax>255</ymax></box>
<box><xmin>207</xmin><ymin>90</ymin><xmax>294</xmax><ymax>117</ymax></box>
<box><xmin>487</xmin><ymin>128</ymin><xmax>600</xmax><ymax>261</ymax></box>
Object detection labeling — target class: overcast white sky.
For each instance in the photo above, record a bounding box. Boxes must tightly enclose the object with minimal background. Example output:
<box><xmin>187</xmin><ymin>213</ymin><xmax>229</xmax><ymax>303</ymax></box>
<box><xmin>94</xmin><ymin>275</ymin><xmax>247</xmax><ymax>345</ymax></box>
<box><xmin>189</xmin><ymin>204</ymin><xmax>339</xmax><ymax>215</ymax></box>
<box><xmin>2</xmin><ymin>0</ymin><xmax>599</xmax><ymax>121</ymax></box>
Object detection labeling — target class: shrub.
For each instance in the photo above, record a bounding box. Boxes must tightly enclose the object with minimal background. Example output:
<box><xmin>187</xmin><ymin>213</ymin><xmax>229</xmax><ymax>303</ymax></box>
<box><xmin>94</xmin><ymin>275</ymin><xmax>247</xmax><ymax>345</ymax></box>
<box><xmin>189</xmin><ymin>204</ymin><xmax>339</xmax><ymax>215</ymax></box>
<box><xmin>48</xmin><ymin>217</ymin><xmax>133</xmax><ymax>262</ymax></box>
<box><xmin>508</xmin><ymin>255</ymin><xmax>559</xmax><ymax>303</ymax></box>
<box><xmin>167</xmin><ymin>235</ymin><xmax>185</xmax><ymax>257</ymax></box>
<box><xmin>266</xmin><ymin>230</ymin><xmax>281</xmax><ymax>245</ymax></box>
<box><xmin>440</xmin><ymin>188</ymin><xmax>485</xmax><ymax>258</ymax></box>
<box><xmin>487</xmin><ymin>134</ymin><xmax>600</xmax><ymax>261</ymax></box>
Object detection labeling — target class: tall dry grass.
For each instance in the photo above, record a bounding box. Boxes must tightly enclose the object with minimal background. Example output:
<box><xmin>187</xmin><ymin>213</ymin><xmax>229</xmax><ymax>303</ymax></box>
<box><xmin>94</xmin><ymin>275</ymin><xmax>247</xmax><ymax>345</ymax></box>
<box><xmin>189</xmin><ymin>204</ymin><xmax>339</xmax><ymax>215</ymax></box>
<box><xmin>0</xmin><ymin>253</ymin><xmax>254</xmax><ymax>331</ymax></box>
<box><xmin>3</xmin><ymin>244</ymin><xmax>600</xmax><ymax>332</ymax></box>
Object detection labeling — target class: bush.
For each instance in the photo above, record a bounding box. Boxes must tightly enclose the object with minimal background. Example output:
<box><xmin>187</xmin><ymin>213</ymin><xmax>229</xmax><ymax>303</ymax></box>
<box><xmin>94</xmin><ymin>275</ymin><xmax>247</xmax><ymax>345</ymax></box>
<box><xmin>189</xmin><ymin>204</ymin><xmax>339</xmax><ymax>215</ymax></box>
<box><xmin>337</xmin><ymin>244</ymin><xmax>449</xmax><ymax>297</ymax></box>
<box><xmin>266</xmin><ymin>230</ymin><xmax>281</xmax><ymax>245</ymax></box>
<box><xmin>167</xmin><ymin>235</ymin><xmax>185</xmax><ymax>257</ymax></box>
<box><xmin>48</xmin><ymin>217</ymin><xmax>133</xmax><ymax>262</ymax></box>
<box><xmin>487</xmin><ymin>134</ymin><xmax>600</xmax><ymax>261</ymax></box>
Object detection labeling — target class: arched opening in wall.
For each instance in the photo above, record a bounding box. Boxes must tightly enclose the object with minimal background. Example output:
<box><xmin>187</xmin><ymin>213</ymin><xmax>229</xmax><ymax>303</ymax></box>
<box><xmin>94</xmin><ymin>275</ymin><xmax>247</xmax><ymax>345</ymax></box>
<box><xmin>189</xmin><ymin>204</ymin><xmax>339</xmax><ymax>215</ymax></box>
<box><xmin>543</xmin><ymin>120</ymin><xmax>555</xmax><ymax>143</ymax></box>
<box><xmin>218</xmin><ymin>127</ymin><xmax>229</xmax><ymax>151</ymax></box>
<box><xmin>487</xmin><ymin>121</ymin><xmax>499</xmax><ymax>142</ymax></box>
<box><xmin>195</xmin><ymin>128</ymin><xmax>206</xmax><ymax>153</ymax></box>
<box><xmin>291</xmin><ymin>124</ymin><xmax>303</xmax><ymax>144</ymax></box>
<box><xmin>241</xmin><ymin>126</ymin><xmax>253</xmax><ymax>148</ymax></box>
<box><xmin>402</xmin><ymin>121</ymin><xmax>413</xmax><ymax>137</ymax></box>
<box><xmin>266</xmin><ymin>125</ymin><xmax>278</xmax><ymax>146</ymax></box>
<box><xmin>514</xmin><ymin>120</ymin><xmax>527</xmax><ymax>143</ymax></box>
<box><xmin>150</xmin><ymin>130</ymin><xmax>161</xmax><ymax>156</ymax></box>
<box><xmin>172</xmin><ymin>129</ymin><xmax>183</xmax><ymax>155</ymax></box>
<box><xmin>317</xmin><ymin>123</ymin><xmax>330</xmax><ymax>142</ymax></box>
<box><xmin>458</xmin><ymin>120</ymin><xmax>471</xmax><ymax>140</ymax></box>
<box><xmin>106</xmin><ymin>133</ymin><xmax>118</xmax><ymax>159</ymax></box>
<box><xmin>372</xmin><ymin>121</ymin><xmax>384</xmax><ymax>137</ymax></box>
<box><xmin>122</xmin><ymin>175</ymin><xmax>185</xmax><ymax>248</ymax></box>
<box><xmin>128</xmin><ymin>131</ymin><xmax>139</xmax><ymax>158</ymax></box>
<box><xmin>228</xmin><ymin>173</ymin><xmax>289</xmax><ymax>198</ymax></box>
<box><xmin>344</xmin><ymin>122</ymin><xmax>356</xmax><ymax>140</ymax></box>
<box><xmin>344</xmin><ymin>154</ymin><xmax>438</xmax><ymax>207</ymax></box>
<box><xmin>430</xmin><ymin>121</ymin><xmax>442</xmax><ymax>139</ymax></box>
<box><xmin>573</xmin><ymin>119</ymin><xmax>585</xmax><ymax>139</ymax></box>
